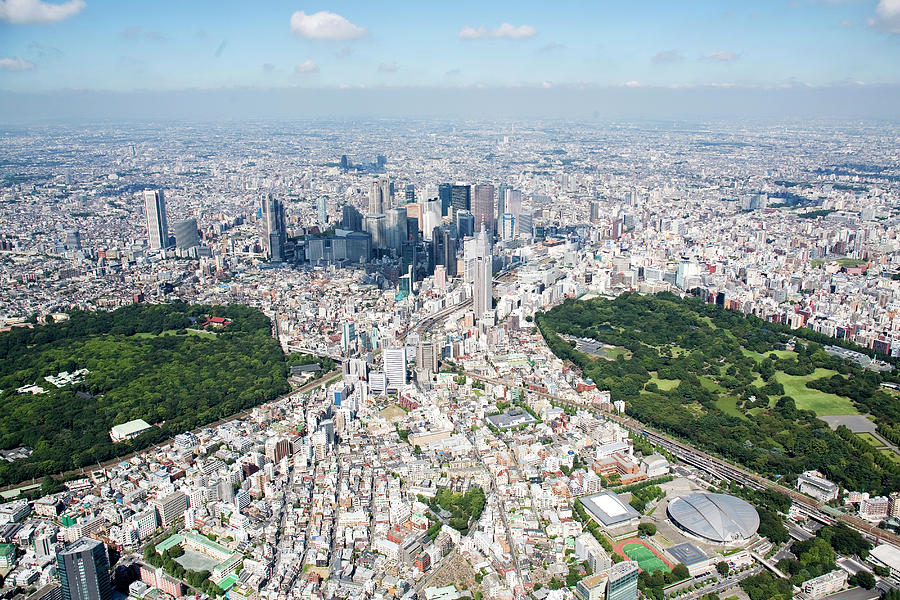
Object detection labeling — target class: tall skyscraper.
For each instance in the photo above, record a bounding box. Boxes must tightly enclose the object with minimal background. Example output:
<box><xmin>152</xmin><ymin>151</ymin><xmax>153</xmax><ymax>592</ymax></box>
<box><xmin>342</xmin><ymin>204</ymin><xmax>363</xmax><ymax>231</ymax></box>
<box><xmin>456</xmin><ymin>210</ymin><xmax>475</xmax><ymax>238</ymax></box>
<box><xmin>438</xmin><ymin>183</ymin><xmax>452</xmax><ymax>216</ymax></box>
<box><xmin>473</xmin><ymin>256</ymin><xmax>492</xmax><ymax>319</ymax></box>
<box><xmin>143</xmin><ymin>190</ymin><xmax>170</xmax><ymax>251</ymax></box>
<box><xmin>405</xmin><ymin>184</ymin><xmax>415</xmax><ymax>203</ymax></box>
<box><xmin>172</xmin><ymin>218</ymin><xmax>200</xmax><ymax>250</ymax></box>
<box><xmin>368</xmin><ymin>177</ymin><xmax>392</xmax><ymax>214</ymax></box>
<box><xmin>364</xmin><ymin>214</ymin><xmax>387</xmax><ymax>249</ymax></box>
<box><xmin>432</xmin><ymin>226</ymin><xmax>457</xmax><ymax>277</ymax></box>
<box><xmin>317</xmin><ymin>197</ymin><xmax>327</xmax><ymax>224</ymax></box>
<box><xmin>386</xmin><ymin>207</ymin><xmax>408</xmax><ymax>252</ymax></box>
<box><xmin>260</xmin><ymin>194</ymin><xmax>286</xmax><ymax>262</ymax></box>
<box><xmin>383</xmin><ymin>347</ymin><xmax>407</xmax><ymax>390</ymax></box>
<box><xmin>57</xmin><ymin>537</ymin><xmax>112</xmax><ymax>600</ymax></box>
<box><xmin>450</xmin><ymin>184</ymin><xmax>471</xmax><ymax>216</ymax></box>
<box><xmin>498</xmin><ymin>183</ymin><xmax>511</xmax><ymax>224</ymax></box>
<box><xmin>472</xmin><ymin>183</ymin><xmax>495</xmax><ymax>233</ymax></box>
<box><xmin>506</xmin><ymin>189</ymin><xmax>523</xmax><ymax>221</ymax></box>
<box><xmin>501</xmin><ymin>213</ymin><xmax>516</xmax><ymax>240</ymax></box>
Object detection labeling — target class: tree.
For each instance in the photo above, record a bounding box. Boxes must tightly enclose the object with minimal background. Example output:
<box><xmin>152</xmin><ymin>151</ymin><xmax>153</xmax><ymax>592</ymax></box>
<box><xmin>671</xmin><ymin>564</ymin><xmax>690</xmax><ymax>581</ymax></box>
<box><xmin>716</xmin><ymin>561</ymin><xmax>730</xmax><ymax>576</ymax></box>
<box><xmin>848</xmin><ymin>571</ymin><xmax>875</xmax><ymax>589</ymax></box>
<box><xmin>638</xmin><ymin>523</ymin><xmax>657</xmax><ymax>536</ymax></box>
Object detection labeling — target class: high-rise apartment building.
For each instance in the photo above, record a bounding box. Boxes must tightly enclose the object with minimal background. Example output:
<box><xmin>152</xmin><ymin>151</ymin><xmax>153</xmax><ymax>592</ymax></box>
<box><xmin>143</xmin><ymin>190</ymin><xmax>170</xmax><ymax>251</ymax></box>
<box><xmin>57</xmin><ymin>537</ymin><xmax>112</xmax><ymax>600</ymax></box>
<box><xmin>151</xmin><ymin>491</ymin><xmax>187</xmax><ymax>527</ymax></box>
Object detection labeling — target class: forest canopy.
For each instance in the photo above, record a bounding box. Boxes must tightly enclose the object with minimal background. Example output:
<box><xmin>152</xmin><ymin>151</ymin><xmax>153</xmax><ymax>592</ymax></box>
<box><xmin>537</xmin><ymin>292</ymin><xmax>900</xmax><ymax>495</ymax></box>
<box><xmin>0</xmin><ymin>302</ymin><xmax>290</xmax><ymax>487</ymax></box>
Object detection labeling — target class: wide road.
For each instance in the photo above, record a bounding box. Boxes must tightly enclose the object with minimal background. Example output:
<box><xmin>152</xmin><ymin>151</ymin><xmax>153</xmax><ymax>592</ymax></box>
<box><xmin>460</xmin><ymin>370</ymin><xmax>900</xmax><ymax>548</ymax></box>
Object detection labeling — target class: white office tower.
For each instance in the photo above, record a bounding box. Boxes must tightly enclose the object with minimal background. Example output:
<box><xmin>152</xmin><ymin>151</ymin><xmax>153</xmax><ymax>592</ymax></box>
<box><xmin>423</xmin><ymin>200</ymin><xmax>442</xmax><ymax>241</ymax></box>
<box><xmin>143</xmin><ymin>189</ymin><xmax>170</xmax><ymax>251</ymax></box>
<box><xmin>473</xmin><ymin>256</ymin><xmax>492</xmax><ymax>319</ymax></box>
<box><xmin>383</xmin><ymin>347</ymin><xmax>407</xmax><ymax>391</ymax></box>
<box><xmin>464</xmin><ymin>228</ymin><xmax>492</xmax><ymax>283</ymax></box>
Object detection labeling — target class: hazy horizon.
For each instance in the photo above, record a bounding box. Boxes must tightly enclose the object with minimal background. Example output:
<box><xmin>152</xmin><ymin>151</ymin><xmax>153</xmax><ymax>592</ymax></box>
<box><xmin>2</xmin><ymin>83</ymin><xmax>900</xmax><ymax>124</ymax></box>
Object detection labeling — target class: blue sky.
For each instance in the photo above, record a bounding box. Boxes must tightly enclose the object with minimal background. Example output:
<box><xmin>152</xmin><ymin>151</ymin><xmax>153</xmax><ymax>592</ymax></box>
<box><xmin>1</xmin><ymin>0</ymin><xmax>899</xmax><ymax>92</ymax></box>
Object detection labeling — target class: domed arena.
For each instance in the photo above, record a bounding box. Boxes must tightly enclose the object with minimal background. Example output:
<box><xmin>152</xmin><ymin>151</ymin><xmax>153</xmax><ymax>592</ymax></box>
<box><xmin>666</xmin><ymin>492</ymin><xmax>760</xmax><ymax>543</ymax></box>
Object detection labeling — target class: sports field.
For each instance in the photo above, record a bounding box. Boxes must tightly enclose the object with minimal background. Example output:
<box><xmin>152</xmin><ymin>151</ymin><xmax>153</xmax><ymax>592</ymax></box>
<box><xmin>613</xmin><ymin>539</ymin><xmax>672</xmax><ymax>574</ymax></box>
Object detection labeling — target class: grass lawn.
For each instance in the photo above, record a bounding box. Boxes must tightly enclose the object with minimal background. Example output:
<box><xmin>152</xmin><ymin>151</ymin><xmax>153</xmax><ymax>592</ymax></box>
<box><xmin>740</xmin><ymin>348</ymin><xmax>797</xmax><ymax>363</ymax></box>
<box><xmin>837</xmin><ymin>258</ymin><xmax>867</xmax><ymax>267</ymax></box>
<box><xmin>647</xmin><ymin>373</ymin><xmax>680</xmax><ymax>391</ymax></box>
<box><xmin>773</xmin><ymin>369</ymin><xmax>858</xmax><ymax>416</ymax></box>
<box><xmin>700</xmin><ymin>377</ymin><xmax>724</xmax><ymax>392</ymax></box>
<box><xmin>715</xmin><ymin>395</ymin><xmax>748</xmax><ymax>420</ymax></box>
<box><xmin>857</xmin><ymin>432</ymin><xmax>885</xmax><ymax>448</ymax></box>
<box><xmin>881</xmin><ymin>450</ymin><xmax>900</xmax><ymax>464</ymax></box>
<box><xmin>598</xmin><ymin>346</ymin><xmax>632</xmax><ymax>361</ymax></box>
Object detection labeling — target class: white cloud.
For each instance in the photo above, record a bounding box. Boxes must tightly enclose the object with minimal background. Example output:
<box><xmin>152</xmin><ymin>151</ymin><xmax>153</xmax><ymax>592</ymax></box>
<box><xmin>458</xmin><ymin>23</ymin><xmax>537</xmax><ymax>40</ymax></box>
<box><xmin>701</xmin><ymin>50</ymin><xmax>740</xmax><ymax>62</ymax></box>
<box><xmin>538</xmin><ymin>42</ymin><xmax>565</xmax><ymax>53</ymax></box>
<box><xmin>869</xmin><ymin>0</ymin><xmax>900</xmax><ymax>33</ymax></box>
<box><xmin>652</xmin><ymin>49</ymin><xmax>683</xmax><ymax>64</ymax></box>
<box><xmin>0</xmin><ymin>56</ymin><xmax>35</xmax><ymax>71</ymax></box>
<box><xmin>290</xmin><ymin>10</ymin><xmax>367</xmax><ymax>40</ymax></box>
<box><xmin>295</xmin><ymin>59</ymin><xmax>320</xmax><ymax>74</ymax></box>
<box><xmin>541</xmin><ymin>81</ymin><xmax>553</xmax><ymax>88</ymax></box>
<box><xmin>0</xmin><ymin>0</ymin><xmax>85</xmax><ymax>24</ymax></box>
<box><xmin>623</xmin><ymin>80</ymin><xmax>642</xmax><ymax>87</ymax></box>
<box><xmin>378</xmin><ymin>61</ymin><xmax>398</xmax><ymax>73</ymax></box>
